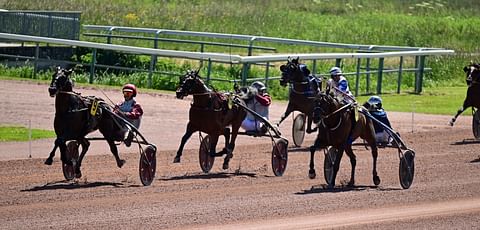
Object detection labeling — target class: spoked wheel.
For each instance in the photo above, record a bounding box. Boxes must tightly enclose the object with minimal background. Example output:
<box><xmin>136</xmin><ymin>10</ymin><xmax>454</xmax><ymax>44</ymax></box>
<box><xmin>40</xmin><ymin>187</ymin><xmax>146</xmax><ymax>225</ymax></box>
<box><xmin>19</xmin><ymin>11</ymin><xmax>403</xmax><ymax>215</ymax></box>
<box><xmin>272</xmin><ymin>138</ymin><xmax>288</xmax><ymax>176</ymax></box>
<box><xmin>324</xmin><ymin>147</ymin><xmax>339</xmax><ymax>185</ymax></box>
<box><xmin>139</xmin><ymin>145</ymin><xmax>157</xmax><ymax>186</ymax></box>
<box><xmin>292</xmin><ymin>113</ymin><xmax>306</xmax><ymax>147</ymax></box>
<box><xmin>199</xmin><ymin>135</ymin><xmax>215</xmax><ymax>173</ymax></box>
<box><xmin>399</xmin><ymin>149</ymin><xmax>415</xmax><ymax>189</ymax></box>
<box><xmin>62</xmin><ymin>141</ymin><xmax>79</xmax><ymax>181</ymax></box>
<box><xmin>472</xmin><ymin>109</ymin><xmax>480</xmax><ymax>139</ymax></box>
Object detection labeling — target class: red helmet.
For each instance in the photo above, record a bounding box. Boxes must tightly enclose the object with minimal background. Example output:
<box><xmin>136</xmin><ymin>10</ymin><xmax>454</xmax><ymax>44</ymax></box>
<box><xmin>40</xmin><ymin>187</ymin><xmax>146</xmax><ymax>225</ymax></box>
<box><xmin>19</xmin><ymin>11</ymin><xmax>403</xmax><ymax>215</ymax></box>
<box><xmin>122</xmin><ymin>83</ymin><xmax>137</xmax><ymax>97</ymax></box>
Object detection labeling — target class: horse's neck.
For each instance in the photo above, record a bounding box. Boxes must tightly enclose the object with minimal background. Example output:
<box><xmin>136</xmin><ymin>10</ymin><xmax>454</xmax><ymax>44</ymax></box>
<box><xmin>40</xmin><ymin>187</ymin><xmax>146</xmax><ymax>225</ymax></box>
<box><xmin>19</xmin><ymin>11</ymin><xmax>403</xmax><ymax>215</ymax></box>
<box><xmin>55</xmin><ymin>92</ymin><xmax>84</xmax><ymax>114</ymax></box>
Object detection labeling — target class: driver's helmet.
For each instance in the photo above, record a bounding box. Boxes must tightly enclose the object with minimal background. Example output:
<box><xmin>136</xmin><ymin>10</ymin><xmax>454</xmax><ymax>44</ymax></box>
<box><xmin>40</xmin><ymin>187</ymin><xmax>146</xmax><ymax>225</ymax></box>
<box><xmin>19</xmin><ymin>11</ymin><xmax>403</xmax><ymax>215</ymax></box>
<box><xmin>329</xmin><ymin>66</ymin><xmax>342</xmax><ymax>76</ymax></box>
<box><xmin>251</xmin><ymin>81</ymin><xmax>266</xmax><ymax>93</ymax></box>
<box><xmin>122</xmin><ymin>83</ymin><xmax>137</xmax><ymax>97</ymax></box>
<box><xmin>367</xmin><ymin>95</ymin><xmax>383</xmax><ymax>111</ymax></box>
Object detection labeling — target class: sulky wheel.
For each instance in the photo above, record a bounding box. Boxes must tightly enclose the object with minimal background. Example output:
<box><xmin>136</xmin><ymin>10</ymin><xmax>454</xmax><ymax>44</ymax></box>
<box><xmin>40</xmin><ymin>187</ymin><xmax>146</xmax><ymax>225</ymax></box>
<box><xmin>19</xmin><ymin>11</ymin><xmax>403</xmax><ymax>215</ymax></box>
<box><xmin>271</xmin><ymin>138</ymin><xmax>288</xmax><ymax>176</ymax></box>
<box><xmin>292</xmin><ymin>113</ymin><xmax>306</xmax><ymax>147</ymax></box>
<box><xmin>399</xmin><ymin>149</ymin><xmax>415</xmax><ymax>189</ymax></box>
<box><xmin>199</xmin><ymin>135</ymin><xmax>215</xmax><ymax>173</ymax></box>
<box><xmin>472</xmin><ymin>109</ymin><xmax>480</xmax><ymax>139</ymax></box>
<box><xmin>139</xmin><ymin>145</ymin><xmax>157</xmax><ymax>186</ymax></box>
<box><xmin>324</xmin><ymin>147</ymin><xmax>338</xmax><ymax>186</ymax></box>
<box><xmin>62</xmin><ymin>141</ymin><xmax>79</xmax><ymax>181</ymax></box>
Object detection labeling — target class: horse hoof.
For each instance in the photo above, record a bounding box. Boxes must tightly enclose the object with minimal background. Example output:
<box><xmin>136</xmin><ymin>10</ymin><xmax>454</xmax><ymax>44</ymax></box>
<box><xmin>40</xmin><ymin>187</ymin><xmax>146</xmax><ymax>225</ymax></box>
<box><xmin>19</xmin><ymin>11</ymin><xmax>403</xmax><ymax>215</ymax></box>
<box><xmin>44</xmin><ymin>158</ymin><xmax>53</xmax><ymax>165</ymax></box>
<box><xmin>173</xmin><ymin>156</ymin><xmax>181</xmax><ymax>163</ymax></box>
<box><xmin>308</xmin><ymin>170</ymin><xmax>316</xmax><ymax>179</ymax></box>
<box><xmin>117</xmin><ymin>160</ymin><xmax>126</xmax><ymax>168</ymax></box>
<box><xmin>327</xmin><ymin>183</ymin><xmax>335</xmax><ymax>189</ymax></box>
<box><xmin>348</xmin><ymin>181</ymin><xmax>355</xmax><ymax>187</ymax></box>
<box><xmin>222</xmin><ymin>163</ymin><xmax>229</xmax><ymax>170</ymax></box>
<box><xmin>373</xmin><ymin>175</ymin><xmax>381</xmax><ymax>186</ymax></box>
<box><xmin>75</xmin><ymin>171</ymin><xmax>82</xmax><ymax>179</ymax></box>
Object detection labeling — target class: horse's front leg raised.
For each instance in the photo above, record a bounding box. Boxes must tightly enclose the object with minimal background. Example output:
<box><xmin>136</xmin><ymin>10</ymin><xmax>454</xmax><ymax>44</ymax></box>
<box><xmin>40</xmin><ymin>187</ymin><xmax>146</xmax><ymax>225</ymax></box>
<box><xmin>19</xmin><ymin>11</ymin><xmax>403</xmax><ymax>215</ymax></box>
<box><xmin>74</xmin><ymin>138</ymin><xmax>90</xmax><ymax>178</ymax></box>
<box><xmin>106</xmin><ymin>138</ymin><xmax>125</xmax><ymax>168</ymax></box>
<box><xmin>45</xmin><ymin>143</ymin><xmax>58</xmax><ymax>165</ymax></box>
<box><xmin>277</xmin><ymin>104</ymin><xmax>294</xmax><ymax>127</ymax></box>
<box><xmin>450</xmin><ymin>106</ymin><xmax>466</xmax><ymax>126</ymax></box>
<box><xmin>174</xmin><ymin>123</ymin><xmax>195</xmax><ymax>163</ymax></box>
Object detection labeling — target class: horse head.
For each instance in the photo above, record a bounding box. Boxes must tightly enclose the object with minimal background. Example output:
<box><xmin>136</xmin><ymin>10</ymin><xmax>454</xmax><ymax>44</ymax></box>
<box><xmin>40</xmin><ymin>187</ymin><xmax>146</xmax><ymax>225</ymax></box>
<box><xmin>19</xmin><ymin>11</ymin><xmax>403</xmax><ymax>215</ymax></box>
<box><xmin>279</xmin><ymin>57</ymin><xmax>309</xmax><ymax>86</ymax></box>
<box><xmin>49</xmin><ymin>66</ymin><xmax>74</xmax><ymax>97</ymax></box>
<box><xmin>176</xmin><ymin>69</ymin><xmax>207</xmax><ymax>99</ymax></box>
<box><xmin>312</xmin><ymin>92</ymin><xmax>340</xmax><ymax>124</ymax></box>
<box><xmin>464</xmin><ymin>63</ymin><xmax>480</xmax><ymax>86</ymax></box>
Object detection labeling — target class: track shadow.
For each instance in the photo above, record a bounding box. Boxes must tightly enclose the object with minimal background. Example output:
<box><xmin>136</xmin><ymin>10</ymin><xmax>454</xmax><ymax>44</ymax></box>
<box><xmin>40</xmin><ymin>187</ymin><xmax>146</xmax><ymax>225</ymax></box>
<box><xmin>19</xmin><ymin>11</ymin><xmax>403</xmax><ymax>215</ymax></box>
<box><xmin>295</xmin><ymin>184</ymin><xmax>402</xmax><ymax>195</ymax></box>
<box><xmin>21</xmin><ymin>180</ymin><xmax>125</xmax><ymax>192</ymax></box>
<box><xmin>451</xmin><ymin>139</ymin><xmax>480</xmax><ymax>145</ymax></box>
<box><xmin>160</xmin><ymin>172</ymin><xmax>257</xmax><ymax>181</ymax></box>
<box><xmin>470</xmin><ymin>157</ymin><xmax>480</xmax><ymax>163</ymax></box>
<box><xmin>287</xmin><ymin>146</ymin><xmax>311</xmax><ymax>153</ymax></box>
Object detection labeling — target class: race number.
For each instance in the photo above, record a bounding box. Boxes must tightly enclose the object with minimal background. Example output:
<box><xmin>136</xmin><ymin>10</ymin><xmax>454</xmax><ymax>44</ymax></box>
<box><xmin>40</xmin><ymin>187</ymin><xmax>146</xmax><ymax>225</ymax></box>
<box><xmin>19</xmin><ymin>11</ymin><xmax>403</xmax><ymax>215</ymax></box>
<box><xmin>90</xmin><ymin>99</ymin><xmax>99</xmax><ymax>116</ymax></box>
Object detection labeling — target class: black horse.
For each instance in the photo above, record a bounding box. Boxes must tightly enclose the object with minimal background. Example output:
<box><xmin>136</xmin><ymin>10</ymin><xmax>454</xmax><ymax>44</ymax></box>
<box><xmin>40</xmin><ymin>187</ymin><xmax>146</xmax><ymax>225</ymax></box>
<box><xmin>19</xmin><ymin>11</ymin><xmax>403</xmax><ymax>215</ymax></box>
<box><xmin>278</xmin><ymin>57</ymin><xmax>321</xmax><ymax>134</ymax></box>
<box><xmin>174</xmin><ymin>70</ymin><xmax>247</xmax><ymax>169</ymax></box>
<box><xmin>450</xmin><ymin>63</ymin><xmax>480</xmax><ymax>126</ymax></box>
<box><xmin>309</xmin><ymin>92</ymin><xmax>379</xmax><ymax>188</ymax></box>
<box><xmin>46</xmin><ymin>67</ymin><xmax>125</xmax><ymax>178</ymax></box>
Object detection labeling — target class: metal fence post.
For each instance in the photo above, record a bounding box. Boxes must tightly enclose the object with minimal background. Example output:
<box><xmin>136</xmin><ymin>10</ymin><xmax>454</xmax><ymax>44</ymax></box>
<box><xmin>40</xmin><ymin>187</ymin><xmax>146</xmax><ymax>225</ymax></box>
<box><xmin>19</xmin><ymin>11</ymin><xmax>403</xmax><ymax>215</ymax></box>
<box><xmin>397</xmin><ymin>56</ymin><xmax>404</xmax><ymax>94</ymax></box>
<box><xmin>241</xmin><ymin>63</ymin><xmax>249</xmax><ymax>86</ymax></box>
<box><xmin>89</xmin><ymin>48</ymin><xmax>97</xmax><ymax>84</ymax></box>
<box><xmin>107</xmin><ymin>27</ymin><xmax>114</xmax><ymax>44</ymax></box>
<box><xmin>366</xmin><ymin>58</ymin><xmax>371</xmax><ymax>94</ymax></box>
<box><xmin>34</xmin><ymin>43</ymin><xmax>39</xmax><ymax>79</ymax></box>
<box><xmin>335</xmin><ymin>58</ymin><xmax>342</xmax><ymax>67</ymax></box>
<box><xmin>148</xmin><ymin>54</ymin><xmax>155</xmax><ymax>88</ymax></box>
<box><xmin>414</xmin><ymin>56</ymin><xmax>420</xmax><ymax>93</ymax></box>
<box><xmin>264</xmin><ymin>62</ymin><xmax>270</xmax><ymax>88</ymax></box>
<box><xmin>417</xmin><ymin>56</ymin><xmax>426</xmax><ymax>94</ymax></box>
<box><xmin>206</xmin><ymin>58</ymin><xmax>212</xmax><ymax>84</ymax></box>
<box><xmin>376</xmin><ymin>58</ymin><xmax>384</xmax><ymax>95</ymax></box>
<box><xmin>355</xmin><ymin>58</ymin><xmax>361</xmax><ymax>97</ymax></box>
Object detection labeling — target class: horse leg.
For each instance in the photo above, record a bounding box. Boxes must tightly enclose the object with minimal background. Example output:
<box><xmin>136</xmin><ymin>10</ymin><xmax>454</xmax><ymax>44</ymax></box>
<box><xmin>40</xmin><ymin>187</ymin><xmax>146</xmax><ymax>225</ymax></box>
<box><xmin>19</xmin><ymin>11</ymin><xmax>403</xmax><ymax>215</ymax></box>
<box><xmin>308</xmin><ymin>138</ymin><xmax>322</xmax><ymax>179</ymax></box>
<box><xmin>306</xmin><ymin>115</ymin><xmax>317</xmax><ymax>134</ymax></box>
<box><xmin>451</xmin><ymin>99</ymin><xmax>471</xmax><ymax>126</ymax></box>
<box><xmin>329</xmin><ymin>146</ymin><xmax>345</xmax><ymax>189</ymax></box>
<box><xmin>45</xmin><ymin>144</ymin><xmax>58</xmax><ymax>165</ymax></box>
<box><xmin>344</xmin><ymin>145</ymin><xmax>357</xmax><ymax>187</ymax></box>
<box><xmin>106</xmin><ymin>139</ymin><xmax>125</xmax><ymax>168</ymax></box>
<box><xmin>174</xmin><ymin>123</ymin><xmax>195</xmax><ymax>163</ymax></box>
<box><xmin>370</xmin><ymin>142</ymin><xmax>380</xmax><ymax>186</ymax></box>
<box><xmin>277</xmin><ymin>104</ymin><xmax>293</xmax><ymax>127</ymax></box>
<box><xmin>74</xmin><ymin>138</ymin><xmax>90</xmax><ymax>178</ymax></box>
<box><xmin>223</xmin><ymin>125</ymin><xmax>240</xmax><ymax>170</ymax></box>
<box><xmin>219</xmin><ymin>127</ymin><xmax>231</xmax><ymax>155</ymax></box>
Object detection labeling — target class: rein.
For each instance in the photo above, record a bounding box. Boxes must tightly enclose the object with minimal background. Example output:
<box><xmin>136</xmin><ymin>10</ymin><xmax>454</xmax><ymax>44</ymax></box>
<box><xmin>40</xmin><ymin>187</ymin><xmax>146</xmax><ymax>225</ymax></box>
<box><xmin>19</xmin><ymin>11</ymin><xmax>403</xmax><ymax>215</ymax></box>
<box><xmin>318</xmin><ymin>103</ymin><xmax>353</xmax><ymax>131</ymax></box>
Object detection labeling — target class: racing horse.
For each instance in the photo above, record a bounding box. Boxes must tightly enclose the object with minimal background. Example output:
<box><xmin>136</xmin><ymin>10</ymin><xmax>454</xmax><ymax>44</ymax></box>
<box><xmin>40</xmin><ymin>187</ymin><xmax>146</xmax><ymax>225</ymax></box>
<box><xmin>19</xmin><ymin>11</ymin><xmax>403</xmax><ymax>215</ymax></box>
<box><xmin>174</xmin><ymin>70</ymin><xmax>247</xmax><ymax>169</ymax></box>
<box><xmin>309</xmin><ymin>91</ymin><xmax>379</xmax><ymax>188</ymax></box>
<box><xmin>46</xmin><ymin>67</ymin><xmax>126</xmax><ymax>178</ymax></box>
<box><xmin>450</xmin><ymin>63</ymin><xmax>480</xmax><ymax>126</ymax></box>
<box><xmin>278</xmin><ymin>57</ymin><xmax>321</xmax><ymax>134</ymax></box>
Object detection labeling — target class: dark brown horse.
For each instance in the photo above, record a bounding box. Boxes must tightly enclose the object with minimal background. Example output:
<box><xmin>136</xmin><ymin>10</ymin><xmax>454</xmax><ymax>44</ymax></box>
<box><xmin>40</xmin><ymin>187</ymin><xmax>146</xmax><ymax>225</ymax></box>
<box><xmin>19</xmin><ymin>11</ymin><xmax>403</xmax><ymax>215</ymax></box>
<box><xmin>450</xmin><ymin>63</ymin><xmax>480</xmax><ymax>126</ymax></box>
<box><xmin>278</xmin><ymin>57</ymin><xmax>321</xmax><ymax>133</ymax></box>
<box><xmin>174</xmin><ymin>70</ymin><xmax>247</xmax><ymax>169</ymax></box>
<box><xmin>46</xmin><ymin>67</ymin><xmax>125</xmax><ymax>178</ymax></box>
<box><xmin>309</xmin><ymin>92</ymin><xmax>379</xmax><ymax>188</ymax></box>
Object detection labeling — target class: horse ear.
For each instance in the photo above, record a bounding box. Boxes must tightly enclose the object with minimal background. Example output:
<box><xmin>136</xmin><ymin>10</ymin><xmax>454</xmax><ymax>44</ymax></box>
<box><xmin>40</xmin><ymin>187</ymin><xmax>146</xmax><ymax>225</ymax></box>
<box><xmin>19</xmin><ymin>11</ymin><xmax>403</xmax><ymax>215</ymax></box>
<box><xmin>464</xmin><ymin>66</ymin><xmax>469</xmax><ymax>72</ymax></box>
<box><xmin>280</xmin><ymin>65</ymin><xmax>286</xmax><ymax>72</ymax></box>
<box><xmin>294</xmin><ymin>57</ymin><xmax>299</xmax><ymax>64</ymax></box>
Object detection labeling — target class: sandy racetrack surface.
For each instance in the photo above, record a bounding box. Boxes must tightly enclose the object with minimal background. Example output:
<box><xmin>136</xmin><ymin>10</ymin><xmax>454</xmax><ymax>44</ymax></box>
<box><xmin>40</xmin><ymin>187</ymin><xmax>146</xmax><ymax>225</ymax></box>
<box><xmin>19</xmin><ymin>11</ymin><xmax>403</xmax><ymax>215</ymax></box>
<box><xmin>1</xmin><ymin>79</ymin><xmax>479</xmax><ymax>229</ymax></box>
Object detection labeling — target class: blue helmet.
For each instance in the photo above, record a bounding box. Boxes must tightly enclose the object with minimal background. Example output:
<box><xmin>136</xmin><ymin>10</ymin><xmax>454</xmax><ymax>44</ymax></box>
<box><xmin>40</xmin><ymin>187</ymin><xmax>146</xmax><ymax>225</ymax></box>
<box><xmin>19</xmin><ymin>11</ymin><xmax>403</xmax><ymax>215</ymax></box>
<box><xmin>367</xmin><ymin>95</ymin><xmax>383</xmax><ymax>110</ymax></box>
<box><xmin>329</xmin><ymin>66</ymin><xmax>342</xmax><ymax>76</ymax></box>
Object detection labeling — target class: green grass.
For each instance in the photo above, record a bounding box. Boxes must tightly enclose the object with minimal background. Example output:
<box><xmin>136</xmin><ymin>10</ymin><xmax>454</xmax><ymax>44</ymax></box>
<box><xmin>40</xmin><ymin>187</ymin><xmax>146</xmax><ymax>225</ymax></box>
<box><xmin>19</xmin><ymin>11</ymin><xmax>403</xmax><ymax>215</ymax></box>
<box><xmin>356</xmin><ymin>86</ymin><xmax>467</xmax><ymax>115</ymax></box>
<box><xmin>0</xmin><ymin>126</ymin><xmax>56</xmax><ymax>142</ymax></box>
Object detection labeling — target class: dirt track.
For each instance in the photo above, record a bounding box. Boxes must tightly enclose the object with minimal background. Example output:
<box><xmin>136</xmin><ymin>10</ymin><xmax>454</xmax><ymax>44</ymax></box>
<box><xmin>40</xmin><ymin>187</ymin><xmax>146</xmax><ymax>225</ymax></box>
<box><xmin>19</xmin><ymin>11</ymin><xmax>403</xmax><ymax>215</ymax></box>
<box><xmin>1</xmin><ymin>79</ymin><xmax>480</xmax><ymax>229</ymax></box>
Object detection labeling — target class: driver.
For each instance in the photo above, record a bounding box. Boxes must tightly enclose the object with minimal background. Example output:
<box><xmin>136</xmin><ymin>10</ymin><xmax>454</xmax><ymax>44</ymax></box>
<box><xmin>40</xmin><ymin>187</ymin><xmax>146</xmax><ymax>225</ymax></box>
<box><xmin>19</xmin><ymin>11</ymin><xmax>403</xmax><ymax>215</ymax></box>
<box><xmin>114</xmin><ymin>83</ymin><xmax>144</xmax><ymax>147</ymax></box>
<box><xmin>364</xmin><ymin>95</ymin><xmax>393</xmax><ymax>145</ymax></box>
<box><xmin>241</xmin><ymin>81</ymin><xmax>272</xmax><ymax>134</ymax></box>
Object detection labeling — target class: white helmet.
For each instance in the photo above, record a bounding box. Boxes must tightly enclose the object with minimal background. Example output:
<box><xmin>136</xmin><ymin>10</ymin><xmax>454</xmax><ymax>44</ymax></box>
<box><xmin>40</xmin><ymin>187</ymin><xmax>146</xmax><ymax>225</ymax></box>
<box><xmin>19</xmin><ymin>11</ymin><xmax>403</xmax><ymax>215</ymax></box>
<box><xmin>251</xmin><ymin>81</ymin><xmax>266</xmax><ymax>92</ymax></box>
<box><xmin>329</xmin><ymin>66</ymin><xmax>342</xmax><ymax>76</ymax></box>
